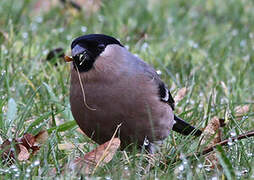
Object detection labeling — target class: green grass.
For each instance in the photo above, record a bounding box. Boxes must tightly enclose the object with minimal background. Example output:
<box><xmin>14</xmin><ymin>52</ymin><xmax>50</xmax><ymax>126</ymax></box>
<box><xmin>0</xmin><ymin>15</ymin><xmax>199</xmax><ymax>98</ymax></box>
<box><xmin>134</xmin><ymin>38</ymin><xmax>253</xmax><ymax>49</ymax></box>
<box><xmin>0</xmin><ymin>0</ymin><xmax>254</xmax><ymax>179</ymax></box>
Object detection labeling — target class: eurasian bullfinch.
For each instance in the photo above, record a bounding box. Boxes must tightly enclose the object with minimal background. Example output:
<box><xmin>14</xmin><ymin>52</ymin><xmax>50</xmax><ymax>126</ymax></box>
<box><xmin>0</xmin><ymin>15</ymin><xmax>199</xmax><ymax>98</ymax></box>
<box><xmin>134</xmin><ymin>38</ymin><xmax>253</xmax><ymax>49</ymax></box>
<box><xmin>66</xmin><ymin>34</ymin><xmax>202</xmax><ymax>153</ymax></box>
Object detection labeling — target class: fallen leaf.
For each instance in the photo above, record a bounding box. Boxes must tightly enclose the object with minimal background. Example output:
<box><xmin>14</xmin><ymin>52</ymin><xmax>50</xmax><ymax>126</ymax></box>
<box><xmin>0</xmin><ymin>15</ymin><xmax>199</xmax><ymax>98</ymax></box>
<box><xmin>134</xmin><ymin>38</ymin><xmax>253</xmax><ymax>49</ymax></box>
<box><xmin>0</xmin><ymin>140</ymin><xmax>18</xmax><ymax>164</ymax></box>
<box><xmin>17</xmin><ymin>144</ymin><xmax>30</xmax><ymax>161</ymax></box>
<box><xmin>48</xmin><ymin>167</ymin><xmax>57</xmax><ymax>176</ymax></box>
<box><xmin>20</xmin><ymin>133</ymin><xmax>35</xmax><ymax>149</ymax></box>
<box><xmin>35</xmin><ymin>130</ymin><xmax>49</xmax><ymax>144</ymax></box>
<box><xmin>32</xmin><ymin>0</ymin><xmax>58</xmax><ymax>15</ymax></box>
<box><xmin>174</xmin><ymin>87</ymin><xmax>188</xmax><ymax>104</ymax></box>
<box><xmin>58</xmin><ymin>143</ymin><xmax>75</xmax><ymax>150</ymax></box>
<box><xmin>201</xmin><ymin>116</ymin><xmax>222</xmax><ymax>147</ymax></box>
<box><xmin>200</xmin><ymin>116</ymin><xmax>223</xmax><ymax>168</ymax></box>
<box><xmin>235</xmin><ymin>105</ymin><xmax>249</xmax><ymax>117</ymax></box>
<box><xmin>205</xmin><ymin>153</ymin><xmax>220</xmax><ymax>169</ymax></box>
<box><xmin>69</xmin><ymin>138</ymin><xmax>120</xmax><ymax>175</ymax></box>
<box><xmin>0</xmin><ymin>132</ymin><xmax>45</xmax><ymax>163</ymax></box>
<box><xmin>75</xmin><ymin>0</ymin><xmax>102</xmax><ymax>15</ymax></box>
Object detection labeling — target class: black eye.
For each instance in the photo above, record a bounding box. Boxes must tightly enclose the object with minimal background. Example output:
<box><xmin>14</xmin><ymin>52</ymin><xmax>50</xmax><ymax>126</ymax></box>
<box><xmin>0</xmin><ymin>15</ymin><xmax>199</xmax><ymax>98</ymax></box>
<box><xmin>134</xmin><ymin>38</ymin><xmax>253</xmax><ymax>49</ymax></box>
<box><xmin>97</xmin><ymin>44</ymin><xmax>105</xmax><ymax>50</ymax></box>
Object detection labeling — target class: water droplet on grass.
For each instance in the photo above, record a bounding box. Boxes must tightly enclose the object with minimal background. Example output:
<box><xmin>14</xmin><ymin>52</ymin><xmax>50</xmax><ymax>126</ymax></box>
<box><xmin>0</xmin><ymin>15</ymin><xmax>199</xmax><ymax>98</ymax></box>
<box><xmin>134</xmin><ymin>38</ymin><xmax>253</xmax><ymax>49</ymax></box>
<box><xmin>22</xmin><ymin>32</ymin><xmax>28</xmax><ymax>39</ymax></box>
<box><xmin>43</xmin><ymin>50</ymin><xmax>49</xmax><ymax>55</ymax></box>
<box><xmin>31</xmin><ymin>23</ymin><xmax>38</xmax><ymax>32</ymax></box>
<box><xmin>67</xmin><ymin>35</ymin><xmax>72</xmax><ymax>40</ymax></box>
<box><xmin>247</xmin><ymin>152</ymin><xmax>252</xmax><ymax>157</ymax></box>
<box><xmin>141</xmin><ymin>42</ymin><xmax>148</xmax><ymax>51</ymax></box>
<box><xmin>105</xmin><ymin>176</ymin><xmax>112</xmax><ymax>180</ymax></box>
<box><xmin>230</xmin><ymin>129</ymin><xmax>236</xmax><ymax>138</ymax></box>
<box><xmin>205</xmin><ymin>167</ymin><xmax>211</xmax><ymax>172</ymax></box>
<box><xmin>227</xmin><ymin>138</ymin><xmax>233</xmax><ymax>146</ymax></box>
<box><xmin>242</xmin><ymin>116</ymin><xmax>248</xmax><ymax>120</ymax></box>
<box><xmin>58</xmin><ymin>28</ymin><xmax>64</xmax><ymax>33</ymax></box>
<box><xmin>33</xmin><ymin>160</ymin><xmax>40</xmax><ymax>167</ymax></box>
<box><xmin>240</xmin><ymin>40</ymin><xmax>247</xmax><ymax>47</ymax></box>
<box><xmin>197</xmin><ymin>164</ymin><xmax>203</xmax><ymax>168</ymax></box>
<box><xmin>26</xmin><ymin>168</ymin><xmax>31</xmax><ymax>173</ymax></box>
<box><xmin>3</xmin><ymin>49</ymin><xmax>8</xmax><ymax>54</ymax></box>
<box><xmin>81</xmin><ymin>26</ymin><xmax>87</xmax><ymax>33</ymax></box>
<box><xmin>232</xmin><ymin>29</ymin><xmax>238</xmax><ymax>36</ymax></box>
<box><xmin>35</xmin><ymin>16</ymin><xmax>43</xmax><ymax>23</ymax></box>
<box><xmin>156</xmin><ymin>70</ymin><xmax>162</xmax><ymax>75</ymax></box>
<box><xmin>177</xmin><ymin>174</ymin><xmax>183</xmax><ymax>179</ymax></box>
<box><xmin>178</xmin><ymin>164</ymin><xmax>184</xmax><ymax>171</ymax></box>
<box><xmin>211</xmin><ymin>177</ymin><xmax>218</xmax><ymax>180</ymax></box>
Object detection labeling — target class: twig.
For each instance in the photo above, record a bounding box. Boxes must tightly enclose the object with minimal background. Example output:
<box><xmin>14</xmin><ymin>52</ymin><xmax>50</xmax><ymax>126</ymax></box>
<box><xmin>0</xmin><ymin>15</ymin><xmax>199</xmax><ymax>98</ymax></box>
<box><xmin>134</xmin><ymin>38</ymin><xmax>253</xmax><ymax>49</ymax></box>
<box><xmin>169</xmin><ymin>130</ymin><xmax>254</xmax><ymax>164</ymax></box>
<box><xmin>201</xmin><ymin>130</ymin><xmax>254</xmax><ymax>155</ymax></box>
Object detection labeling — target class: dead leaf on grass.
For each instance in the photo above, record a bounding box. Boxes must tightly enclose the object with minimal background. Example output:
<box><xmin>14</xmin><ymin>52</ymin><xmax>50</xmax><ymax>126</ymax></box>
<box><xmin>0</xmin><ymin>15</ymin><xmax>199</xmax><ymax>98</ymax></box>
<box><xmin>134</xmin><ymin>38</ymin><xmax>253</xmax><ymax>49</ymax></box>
<box><xmin>0</xmin><ymin>139</ymin><xmax>18</xmax><ymax>164</ymax></box>
<box><xmin>35</xmin><ymin>130</ymin><xmax>49</xmax><ymax>144</ymax></box>
<box><xmin>174</xmin><ymin>87</ymin><xmax>188</xmax><ymax>104</ymax></box>
<box><xmin>235</xmin><ymin>105</ymin><xmax>249</xmax><ymax>117</ymax></box>
<box><xmin>0</xmin><ymin>130</ymin><xmax>48</xmax><ymax>163</ymax></box>
<box><xmin>69</xmin><ymin>138</ymin><xmax>120</xmax><ymax>175</ymax></box>
<box><xmin>17</xmin><ymin>144</ymin><xmax>30</xmax><ymax>161</ymax></box>
<box><xmin>68</xmin><ymin>124</ymin><xmax>121</xmax><ymax>175</ymax></box>
<box><xmin>200</xmin><ymin>116</ymin><xmax>225</xmax><ymax>168</ymax></box>
<box><xmin>20</xmin><ymin>133</ymin><xmax>35</xmax><ymax>149</ymax></box>
<box><xmin>32</xmin><ymin>0</ymin><xmax>58</xmax><ymax>15</ymax></box>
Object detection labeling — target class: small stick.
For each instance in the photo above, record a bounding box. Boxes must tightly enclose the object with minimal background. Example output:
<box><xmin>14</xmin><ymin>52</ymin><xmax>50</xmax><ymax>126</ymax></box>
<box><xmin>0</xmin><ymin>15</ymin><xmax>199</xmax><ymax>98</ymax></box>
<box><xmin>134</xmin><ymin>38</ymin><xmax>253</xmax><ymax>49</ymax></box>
<box><xmin>201</xmin><ymin>130</ymin><xmax>254</xmax><ymax>155</ymax></box>
<box><xmin>169</xmin><ymin>130</ymin><xmax>254</xmax><ymax>164</ymax></box>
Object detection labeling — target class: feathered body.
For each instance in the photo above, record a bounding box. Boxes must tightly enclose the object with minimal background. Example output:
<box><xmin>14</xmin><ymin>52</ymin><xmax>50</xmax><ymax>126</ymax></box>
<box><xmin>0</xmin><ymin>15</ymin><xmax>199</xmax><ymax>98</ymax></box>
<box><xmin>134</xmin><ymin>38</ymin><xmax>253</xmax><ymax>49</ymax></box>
<box><xmin>70</xmin><ymin>45</ymin><xmax>174</xmax><ymax>146</ymax></box>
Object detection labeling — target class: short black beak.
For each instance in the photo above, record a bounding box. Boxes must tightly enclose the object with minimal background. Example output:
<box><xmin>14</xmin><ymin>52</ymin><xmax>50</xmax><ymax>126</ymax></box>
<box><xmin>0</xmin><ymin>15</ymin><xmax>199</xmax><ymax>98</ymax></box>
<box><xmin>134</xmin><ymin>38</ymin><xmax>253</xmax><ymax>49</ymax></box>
<box><xmin>71</xmin><ymin>44</ymin><xmax>86</xmax><ymax>57</ymax></box>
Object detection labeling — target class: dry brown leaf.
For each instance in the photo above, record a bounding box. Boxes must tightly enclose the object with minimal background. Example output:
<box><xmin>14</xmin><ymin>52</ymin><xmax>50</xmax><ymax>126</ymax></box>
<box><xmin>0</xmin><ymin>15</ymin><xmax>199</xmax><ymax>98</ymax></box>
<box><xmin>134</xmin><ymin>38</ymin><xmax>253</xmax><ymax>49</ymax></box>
<box><xmin>69</xmin><ymin>138</ymin><xmax>120</xmax><ymax>175</ymax></box>
<box><xmin>1</xmin><ymin>133</ymin><xmax>42</xmax><ymax>163</ymax></box>
<box><xmin>235</xmin><ymin>105</ymin><xmax>249</xmax><ymax>117</ymax></box>
<box><xmin>200</xmin><ymin>116</ymin><xmax>223</xmax><ymax>169</ymax></box>
<box><xmin>174</xmin><ymin>87</ymin><xmax>188</xmax><ymax>104</ymax></box>
<box><xmin>86</xmin><ymin>138</ymin><xmax>120</xmax><ymax>164</ymax></box>
<box><xmin>0</xmin><ymin>140</ymin><xmax>18</xmax><ymax>164</ymax></box>
<box><xmin>20</xmin><ymin>133</ymin><xmax>40</xmax><ymax>155</ymax></box>
<box><xmin>58</xmin><ymin>143</ymin><xmax>75</xmax><ymax>150</ymax></box>
<box><xmin>75</xmin><ymin>0</ymin><xmax>102</xmax><ymax>15</ymax></box>
<box><xmin>48</xmin><ymin>167</ymin><xmax>57</xmax><ymax>176</ymax></box>
<box><xmin>205</xmin><ymin>152</ymin><xmax>219</xmax><ymax>169</ymax></box>
<box><xmin>20</xmin><ymin>133</ymin><xmax>35</xmax><ymax>149</ymax></box>
<box><xmin>17</xmin><ymin>144</ymin><xmax>30</xmax><ymax>161</ymax></box>
<box><xmin>35</xmin><ymin>130</ymin><xmax>49</xmax><ymax>144</ymax></box>
<box><xmin>32</xmin><ymin>0</ymin><xmax>58</xmax><ymax>14</ymax></box>
<box><xmin>201</xmin><ymin>116</ymin><xmax>222</xmax><ymax>147</ymax></box>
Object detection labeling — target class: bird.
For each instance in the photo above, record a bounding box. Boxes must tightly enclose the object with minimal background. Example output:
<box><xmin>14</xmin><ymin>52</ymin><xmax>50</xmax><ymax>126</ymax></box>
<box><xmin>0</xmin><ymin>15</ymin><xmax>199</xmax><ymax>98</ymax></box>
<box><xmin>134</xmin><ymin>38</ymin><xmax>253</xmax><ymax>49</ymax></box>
<box><xmin>66</xmin><ymin>34</ymin><xmax>202</xmax><ymax>153</ymax></box>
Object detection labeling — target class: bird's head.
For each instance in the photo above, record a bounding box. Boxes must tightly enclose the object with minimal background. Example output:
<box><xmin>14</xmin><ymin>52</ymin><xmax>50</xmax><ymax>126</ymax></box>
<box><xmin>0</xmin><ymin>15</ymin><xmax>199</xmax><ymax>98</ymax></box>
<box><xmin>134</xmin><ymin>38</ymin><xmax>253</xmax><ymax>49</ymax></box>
<box><xmin>65</xmin><ymin>34</ymin><xmax>123</xmax><ymax>72</ymax></box>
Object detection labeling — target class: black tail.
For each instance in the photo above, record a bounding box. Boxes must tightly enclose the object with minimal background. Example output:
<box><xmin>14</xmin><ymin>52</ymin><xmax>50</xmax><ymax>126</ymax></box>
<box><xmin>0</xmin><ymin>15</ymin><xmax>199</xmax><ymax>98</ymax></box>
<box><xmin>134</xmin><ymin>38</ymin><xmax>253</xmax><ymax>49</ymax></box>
<box><xmin>172</xmin><ymin>115</ymin><xmax>202</xmax><ymax>136</ymax></box>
